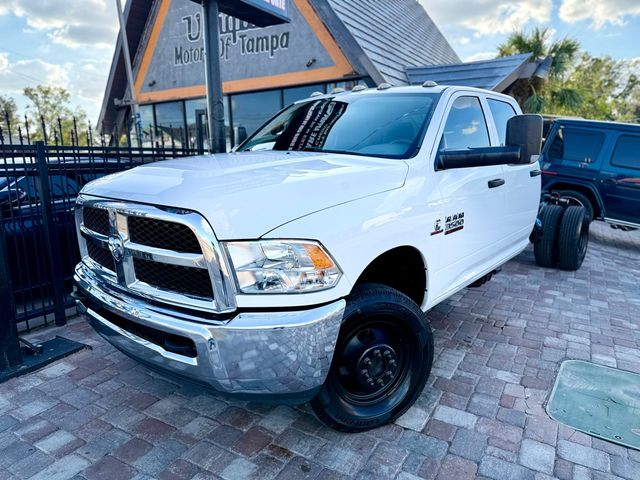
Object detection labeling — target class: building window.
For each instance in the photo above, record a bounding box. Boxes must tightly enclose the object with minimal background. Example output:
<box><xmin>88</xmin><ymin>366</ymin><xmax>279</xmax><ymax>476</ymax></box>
<box><xmin>134</xmin><ymin>104</ymin><xmax>155</xmax><ymax>148</ymax></box>
<box><xmin>184</xmin><ymin>97</ymin><xmax>231</xmax><ymax>151</ymax></box>
<box><xmin>283</xmin><ymin>84</ymin><xmax>326</xmax><ymax>106</ymax></box>
<box><xmin>230</xmin><ymin>90</ymin><xmax>282</xmax><ymax>146</ymax></box>
<box><xmin>155</xmin><ymin>101</ymin><xmax>186</xmax><ymax>148</ymax></box>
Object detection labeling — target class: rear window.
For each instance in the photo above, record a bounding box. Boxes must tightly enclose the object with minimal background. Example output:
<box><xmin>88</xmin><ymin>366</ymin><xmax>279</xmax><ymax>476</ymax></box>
<box><xmin>611</xmin><ymin>135</ymin><xmax>640</xmax><ymax>171</ymax></box>
<box><xmin>487</xmin><ymin>99</ymin><xmax>516</xmax><ymax>146</ymax></box>
<box><xmin>547</xmin><ymin>127</ymin><xmax>605</xmax><ymax>163</ymax></box>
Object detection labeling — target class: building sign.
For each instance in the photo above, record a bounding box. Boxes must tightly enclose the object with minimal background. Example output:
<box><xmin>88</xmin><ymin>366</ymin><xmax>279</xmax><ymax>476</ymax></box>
<box><xmin>218</xmin><ymin>0</ymin><xmax>289</xmax><ymax>26</ymax></box>
<box><xmin>134</xmin><ymin>0</ymin><xmax>355</xmax><ymax>103</ymax></box>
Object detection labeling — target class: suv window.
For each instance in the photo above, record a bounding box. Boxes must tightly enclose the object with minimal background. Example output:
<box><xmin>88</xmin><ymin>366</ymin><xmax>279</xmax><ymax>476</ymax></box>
<box><xmin>487</xmin><ymin>99</ymin><xmax>516</xmax><ymax>146</ymax></box>
<box><xmin>548</xmin><ymin>127</ymin><xmax>605</xmax><ymax>163</ymax></box>
<box><xmin>439</xmin><ymin>96</ymin><xmax>490</xmax><ymax>151</ymax></box>
<box><xmin>611</xmin><ymin>135</ymin><xmax>640</xmax><ymax>171</ymax></box>
<box><xmin>48</xmin><ymin>175</ymin><xmax>80</xmax><ymax>198</ymax></box>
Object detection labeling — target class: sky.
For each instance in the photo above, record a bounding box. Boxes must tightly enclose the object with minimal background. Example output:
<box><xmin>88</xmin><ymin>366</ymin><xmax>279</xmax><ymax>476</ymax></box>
<box><xmin>0</xmin><ymin>0</ymin><xmax>639</xmax><ymax>126</ymax></box>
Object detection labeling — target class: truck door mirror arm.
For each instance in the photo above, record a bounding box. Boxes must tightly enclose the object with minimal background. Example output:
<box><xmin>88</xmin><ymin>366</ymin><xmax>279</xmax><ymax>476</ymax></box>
<box><xmin>436</xmin><ymin>146</ymin><xmax>521</xmax><ymax>170</ymax></box>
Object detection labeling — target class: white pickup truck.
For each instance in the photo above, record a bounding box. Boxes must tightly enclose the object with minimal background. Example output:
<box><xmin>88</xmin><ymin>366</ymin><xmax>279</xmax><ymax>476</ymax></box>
<box><xmin>74</xmin><ymin>84</ymin><xmax>565</xmax><ymax>432</ymax></box>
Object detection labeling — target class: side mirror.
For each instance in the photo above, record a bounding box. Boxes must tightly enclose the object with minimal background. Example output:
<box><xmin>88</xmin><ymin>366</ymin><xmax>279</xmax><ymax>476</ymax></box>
<box><xmin>506</xmin><ymin>114</ymin><xmax>543</xmax><ymax>164</ymax></box>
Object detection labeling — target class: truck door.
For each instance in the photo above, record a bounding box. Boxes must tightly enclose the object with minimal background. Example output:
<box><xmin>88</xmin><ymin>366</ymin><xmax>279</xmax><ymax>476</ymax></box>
<box><xmin>430</xmin><ymin>94</ymin><xmax>509</xmax><ymax>294</ymax></box>
<box><xmin>486</xmin><ymin>98</ymin><xmax>541</xmax><ymax>245</ymax></box>
<box><xmin>600</xmin><ymin>133</ymin><xmax>640</xmax><ymax>226</ymax></box>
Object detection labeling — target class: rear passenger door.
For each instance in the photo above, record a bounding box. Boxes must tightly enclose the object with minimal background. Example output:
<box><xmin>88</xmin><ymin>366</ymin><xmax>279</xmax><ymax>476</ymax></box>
<box><xmin>487</xmin><ymin>97</ymin><xmax>541</xmax><ymax>244</ymax></box>
<box><xmin>600</xmin><ymin>134</ymin><xmax>640</xmax><ymax>225</ymax></box>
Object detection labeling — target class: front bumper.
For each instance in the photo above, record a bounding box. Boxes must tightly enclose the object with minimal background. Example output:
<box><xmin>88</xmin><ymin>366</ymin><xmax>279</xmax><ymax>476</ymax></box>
<box><xmin>74</xmin><ymin>263</ymin><xmax>345</xmax><ymax>403</ymax></box>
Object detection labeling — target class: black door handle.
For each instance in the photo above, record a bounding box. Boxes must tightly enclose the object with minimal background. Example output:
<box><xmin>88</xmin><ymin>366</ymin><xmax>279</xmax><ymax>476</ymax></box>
<box><xmin>530</xmin><ymin>169</ymin><xmax>541</xmax><ymax>177</ymax></box>
<box><xmin>602</xmin><ymin>178</ymin><xmax>616</xmax><ymax>185</ymax></box>
<box><xmin>488</xmin><ymin>178</ymin><xmax>505</xmax><ymax>188</ymax></box>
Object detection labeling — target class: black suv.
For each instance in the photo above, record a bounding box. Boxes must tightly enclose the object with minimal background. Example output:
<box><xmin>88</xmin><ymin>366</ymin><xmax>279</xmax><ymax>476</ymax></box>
<box><xmin>541</xmin><ymin>118</ymin><xmax>640</xmax><ymax>229</ymax></box>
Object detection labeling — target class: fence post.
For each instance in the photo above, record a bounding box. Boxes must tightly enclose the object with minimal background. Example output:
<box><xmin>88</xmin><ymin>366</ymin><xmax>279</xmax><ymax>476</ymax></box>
<box><xmin>0</xmin><ymin>207</ymin><xmax>22</xmax><ymax>370</ymax></box>
<box><xmin>34</xmin><ymin>141</ymin><xmax>66</xmax><ymax>326</ymax></box>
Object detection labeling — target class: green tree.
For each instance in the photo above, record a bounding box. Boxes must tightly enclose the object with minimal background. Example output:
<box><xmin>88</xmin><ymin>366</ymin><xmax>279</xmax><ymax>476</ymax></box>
<box><xmin>552</xmin><ymin>54</ymin><xmax>640</xmax><ymax>122</ymax></box>
<box><xmin>498</xmin><ymin>27</ymin><xmax>580</xmax><ymax>113</ymax></box>
<box><xmin>0</xmin><ymin>94</ymin><xmax>20</xmax><ymax>143</ymax></box>
<box><xmin>23</xmin><ymin>85</ymin><xmax>89</xmax><ymax>145</ymax></box>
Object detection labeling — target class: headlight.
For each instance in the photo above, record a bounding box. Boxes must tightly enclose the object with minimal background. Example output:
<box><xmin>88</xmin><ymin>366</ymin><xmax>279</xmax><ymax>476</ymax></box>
<box><xmin>224</xmin><ymin>240</ymin><xmax>342</xmax><ymax>294</ymax></box>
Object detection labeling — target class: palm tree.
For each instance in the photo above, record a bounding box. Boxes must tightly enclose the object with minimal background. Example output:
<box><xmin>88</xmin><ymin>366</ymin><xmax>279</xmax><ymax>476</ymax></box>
<box><xmin>498</xmin><ymin>28</ymin><xmax>581</xmax><ymax>113</ymax></box>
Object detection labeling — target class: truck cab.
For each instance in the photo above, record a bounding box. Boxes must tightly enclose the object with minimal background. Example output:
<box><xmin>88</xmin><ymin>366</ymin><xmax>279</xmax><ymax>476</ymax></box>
<box><xmin>74</xmin><ymin>85</ymin><xmax>543</xmax><ymax>431</ymax></box>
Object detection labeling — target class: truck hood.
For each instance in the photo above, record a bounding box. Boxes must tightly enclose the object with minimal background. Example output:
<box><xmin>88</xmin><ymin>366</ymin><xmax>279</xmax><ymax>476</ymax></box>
<box><xmin>81</xmin><ymin>151</ymin><xmax>408</xmax><ymax>239</ymax></box>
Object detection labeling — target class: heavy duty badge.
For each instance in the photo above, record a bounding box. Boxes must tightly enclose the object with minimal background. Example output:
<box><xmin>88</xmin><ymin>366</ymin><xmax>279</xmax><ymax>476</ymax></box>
<box><xmin>445</xmin><ymin>212</ymin><xmax>464</xmax><ymax>235</ymax></box>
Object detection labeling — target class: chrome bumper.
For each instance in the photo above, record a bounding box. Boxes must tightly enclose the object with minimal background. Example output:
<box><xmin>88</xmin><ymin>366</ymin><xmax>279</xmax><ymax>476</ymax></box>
<box><xmin>74</xmin><ymin>263</ymin><xmax>345</xmax><ymax>402</ymax></box>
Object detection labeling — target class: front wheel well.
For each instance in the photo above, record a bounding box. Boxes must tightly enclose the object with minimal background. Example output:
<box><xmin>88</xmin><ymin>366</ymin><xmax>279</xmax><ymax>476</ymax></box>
<box><xmin>354</xmin><ymin>246</ymin><xmax>427</xmax><ymax>307</ymax></box>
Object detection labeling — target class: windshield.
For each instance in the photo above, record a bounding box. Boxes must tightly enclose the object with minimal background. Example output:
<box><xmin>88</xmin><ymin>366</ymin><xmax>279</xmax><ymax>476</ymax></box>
<box><xmin>239</xmin><ymin>92</ymin><xmax>440</xmax><ymax>159</ymax></box>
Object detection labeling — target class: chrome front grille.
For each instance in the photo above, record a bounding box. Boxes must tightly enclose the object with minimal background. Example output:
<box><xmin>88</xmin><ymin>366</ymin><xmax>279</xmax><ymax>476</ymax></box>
<box><xmin>129</xmin><ymin>216</ymin><xmax>202</xmax><ymax>253</ymax></box>
<box><xmin>75</xmin><ymin>195</ymin><xmax>236</xmax><ymax>314</ymax></box>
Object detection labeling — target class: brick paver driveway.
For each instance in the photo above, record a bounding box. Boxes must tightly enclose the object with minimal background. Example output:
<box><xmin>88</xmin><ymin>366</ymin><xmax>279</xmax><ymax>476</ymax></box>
<box><xmin>1</xmin><ymin>222</ymin><xmax>639</xmax><ymax>480</ymax></box>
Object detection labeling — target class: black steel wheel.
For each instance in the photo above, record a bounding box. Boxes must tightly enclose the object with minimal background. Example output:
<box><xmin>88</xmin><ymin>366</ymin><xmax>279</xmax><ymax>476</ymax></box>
<box><xmin>534</xmin><ymin>204</ymin><xmax>564</xmax><ymax>268</ymax></box>
<box><xmin>558</xmin><ymin>206</ymin><xmax>589</xmax><ymax>271</ymax></box>
<box><xmin>311</xmin><ymin>283</ymin><xmax>433</xmax><ymax>432</ymax></box>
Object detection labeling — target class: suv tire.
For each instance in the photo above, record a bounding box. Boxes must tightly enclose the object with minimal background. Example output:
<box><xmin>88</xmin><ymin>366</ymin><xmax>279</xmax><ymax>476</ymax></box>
<box><xmin>558</xmin><ymin>206</ymin><xmax>589</xmax><ymax>271</ymax></box>
<box><xmin>311</xmin><ymin>283</ymin><xmax>433</xmax><ymax>432</ymax></box>
<box><xmin>556</xmin><ymin>190</ymin><xmax>594</xmax><ymax>222</ymax></box>
<box><xmin>534</xmin><ymin>204</ymin><xmax>564</xmax><ymax>268</ymax></box>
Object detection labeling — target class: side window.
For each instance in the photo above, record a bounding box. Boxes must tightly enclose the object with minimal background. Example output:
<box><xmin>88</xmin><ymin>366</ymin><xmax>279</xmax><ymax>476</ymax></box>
<box><xmin>611</xmin><ymin>135</ymin><xmax>640</xmax><ymax>171</ymax></box>
<box><xmin>48</xmin><ymin>175</ymin><xmax>80</xmax><ymax>198</ymax></box>
<box><xmin>439</xmin><ymin>96</ymin><xmax>490</xmax><ymax>151</ymax></box>
<box><xmin>487</xmin><ymin>99</ymin><xmax>516</xmax><ymax>146</ymax></box>
<box><xmin>547</xmin><ymin>127</ymin><xmax>605</xmax><ymax>163</ymax></box>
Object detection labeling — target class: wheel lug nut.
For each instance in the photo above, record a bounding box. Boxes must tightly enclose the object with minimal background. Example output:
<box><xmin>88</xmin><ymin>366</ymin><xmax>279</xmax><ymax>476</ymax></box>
<box><xmin>367</xmin><ymin>379</ymin><xmax>374</xmax><ymax>386</ymax></box>
<box><xmin>361</xmin><ymin>369</ymin><xmax>370</xmax><ymax>378</ymax></box>
<box><xmin>377</xmin><ymin>379</ymin><xmax>384</xmax><ymax>386</ymax></box>
<box><xmin>363</xmin><ymin>358</ymin><xmax>372</xmax><ymax>366</ymax></box>
<box><xmin>374</xmin><ymin>350</ymin><xmax>382</xmax><ymax>357</ymax></box>
<box><xmin>384</xmin><ymin>351</ymin><xmax>392</xmax><ymax>358</ymax></box>
<box><xmin>386</xmin><ymin>371</ymin><xmax>393</xmax><ymax>377</ymax></box>
<box><xmin>389</xmin><ymin>359</ymin><xmax>397</xmax><ymax>367</ymax></box>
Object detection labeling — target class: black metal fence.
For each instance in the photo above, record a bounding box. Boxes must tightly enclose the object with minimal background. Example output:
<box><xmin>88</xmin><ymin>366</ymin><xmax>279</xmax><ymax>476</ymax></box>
<box><xmin>0</xmin><ymin>115</ymin><xmax>202</xmax><ymax>337</ymax></box>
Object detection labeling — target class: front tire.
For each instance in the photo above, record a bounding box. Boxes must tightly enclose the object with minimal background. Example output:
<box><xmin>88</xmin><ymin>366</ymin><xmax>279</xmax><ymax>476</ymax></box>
<box><xmin>311</xmin><ymin>283</ymin><xmax>433</xmax><ymax>432</ymax></box>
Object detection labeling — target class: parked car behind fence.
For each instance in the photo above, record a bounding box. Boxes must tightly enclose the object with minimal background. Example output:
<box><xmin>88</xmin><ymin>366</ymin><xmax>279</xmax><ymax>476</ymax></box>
<box><xmin>0</xmin><ymin>133</ymin><xmax>201</xmax><ymax>332</ymax></box>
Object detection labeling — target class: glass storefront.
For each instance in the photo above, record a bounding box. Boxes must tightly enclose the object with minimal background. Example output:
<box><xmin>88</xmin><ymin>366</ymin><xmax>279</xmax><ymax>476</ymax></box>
<box><xmin>231</xmin><ymin>90</ymin><xmax>281</xmax><ymax>146</ymax></box>
<box><xmin>133</xmin><ymin>79</ymin><xmax>367</xmax><ymax>150</ymax></box>
<box><xmin>155</xmin><ymin>101</ymin><xmax>186</xmax><ymax>147</ymax></box>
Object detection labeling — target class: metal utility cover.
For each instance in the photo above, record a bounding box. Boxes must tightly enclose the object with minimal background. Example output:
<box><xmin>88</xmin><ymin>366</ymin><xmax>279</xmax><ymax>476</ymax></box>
<box><xmin>547</xmin><ymin>360</ymin><xmax>640</xmax><ymax>450</ymax></box>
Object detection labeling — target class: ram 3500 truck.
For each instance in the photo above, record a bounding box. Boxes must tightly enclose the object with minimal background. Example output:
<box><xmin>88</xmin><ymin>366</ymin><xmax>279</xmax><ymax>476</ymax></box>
<box><xmin>74</xmin><ymin>85</ymin><xmax>545</xmax><ymax>431</ymax></box>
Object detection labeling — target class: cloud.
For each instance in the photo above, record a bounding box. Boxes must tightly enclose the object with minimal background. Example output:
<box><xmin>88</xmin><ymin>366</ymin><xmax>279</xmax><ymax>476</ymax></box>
<box><xmin>0</xmin><ymin>54</ymin><xmax>69</xmax><ymax>93</ymax></box>
<box><xmin>559</xmin><ymin>0</ymin><xmax>640</xmax><ymax>29</ymax></box>
<box><xmin>423</xmin><ymin>0</ymin><xmax>552</xmax><ymax>35</ymax></box>
<box><xmin>0</xmin><ymin>53</ymin><xmax>109</xmax><ymax>122</ymax></box>
<box><xmin>464</xmin><ymin>51</ymin><xmax>498</xmax><ymax>62</ymax></box>
<box><xmin>0</xmin><ymin>0</ymin><xmax>118</xmax><ymax>49</ymax></box>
